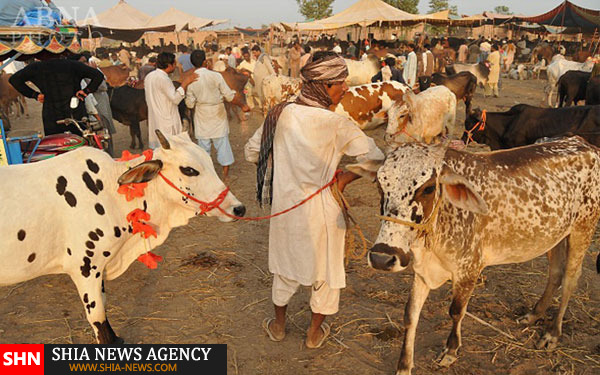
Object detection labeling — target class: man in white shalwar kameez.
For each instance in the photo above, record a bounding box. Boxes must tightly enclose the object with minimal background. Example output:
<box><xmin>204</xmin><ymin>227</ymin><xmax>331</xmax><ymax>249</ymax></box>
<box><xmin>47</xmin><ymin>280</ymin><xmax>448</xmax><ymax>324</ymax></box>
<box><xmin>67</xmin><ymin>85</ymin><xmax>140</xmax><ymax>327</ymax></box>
<box><xmin>403</xmin><ymin>43</ymin><xmax>417</xmax><ymax>89</ymax></box>
<box><xmin>245</xmin><ymin>52</ymin><xmax>384</xmax><ymax>348</ymax></box>
<box><xmin>144</xmin><ymin>52</ymin><xmax>197</xmax><ymax>149</ymax></box>
<box><xmin>185</xmin><ymin>50</ymin><xmax>249</xmax><ymax>179</ymax></box>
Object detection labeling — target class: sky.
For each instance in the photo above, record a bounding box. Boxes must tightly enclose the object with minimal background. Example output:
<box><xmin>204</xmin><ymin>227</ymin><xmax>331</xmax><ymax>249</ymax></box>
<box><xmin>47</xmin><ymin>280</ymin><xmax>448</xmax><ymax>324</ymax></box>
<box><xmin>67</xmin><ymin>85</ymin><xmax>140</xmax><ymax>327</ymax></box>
<box><xmin>54</xmin><ymin>0</ymin><xmax>600</xmax><ymax>28</ymax></box>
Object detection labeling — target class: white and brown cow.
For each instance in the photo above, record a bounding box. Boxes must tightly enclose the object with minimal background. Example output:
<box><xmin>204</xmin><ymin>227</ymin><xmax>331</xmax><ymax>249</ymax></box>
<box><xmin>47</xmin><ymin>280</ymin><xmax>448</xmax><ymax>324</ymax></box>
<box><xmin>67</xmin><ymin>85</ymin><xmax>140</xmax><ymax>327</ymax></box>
<box><xmin>0</xmin><ymin>130</ymin><xmax>245</xmax><ymax>344</ymax></box>
<box><xmin>261</xmin><ymin>74</ymin><xmax>302</xmax><ymax>116</ymax></box>
<box><xmin>385</xmin><ymin>86</ymin><xmax>458</xmax><ymax>145</ymax></box>
<box><xmin>356</xmin><ymin>138</ymin><xmax>600</xmax><ymax>375</ymax></box>
<box><xmin>261</xmin><ymin>80</ymin><xmax>410</xmax><ymax>131</ymax></box>
<box><xmin>334</xmin><ymin>81</ymin><xmax>409</xmax><ymax>130</ymax></box>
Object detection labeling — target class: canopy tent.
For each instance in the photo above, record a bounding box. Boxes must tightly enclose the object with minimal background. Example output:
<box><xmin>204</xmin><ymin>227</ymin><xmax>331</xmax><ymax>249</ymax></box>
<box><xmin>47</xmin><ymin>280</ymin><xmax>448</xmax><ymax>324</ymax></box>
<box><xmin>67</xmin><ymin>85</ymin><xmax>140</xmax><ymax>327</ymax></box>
<box><xmin>399</xmin><ymin>10</ymin><xmax>452</xmax><ymax>26</ymax></box>
<box><xmin>283</xmin><ymin>0</ymin><xmax>419</xmax><ymax>31</ymax></box>
<box><xmin>144</xmin><ymin>7</ymin><xmax>227</xmax><ymax>31</ymax></box>
<box><xmin>77</xmin><ymin>0</ymin><xmax>175</xmax><ymax>42</ymax></box>
<box><xmin>515</xmin><ymin>1</ymin><xmax>600</xmax><ymax>33</ymax></box>
<box><xmin>0</xmin><ymin>26</ymin><xmax>81</xmax><ymax>63</ymax></box>
<box><xmin>234</xmin><ymin>27</ymin><xmax>269</xmax><ymax>37</ymax></box>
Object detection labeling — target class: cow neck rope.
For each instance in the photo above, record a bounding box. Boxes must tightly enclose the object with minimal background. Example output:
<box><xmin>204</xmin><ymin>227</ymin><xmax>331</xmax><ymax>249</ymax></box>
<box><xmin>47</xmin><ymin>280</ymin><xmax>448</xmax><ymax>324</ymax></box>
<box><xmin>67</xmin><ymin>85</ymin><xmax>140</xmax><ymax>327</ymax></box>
<box><xmin>160</xmin><ymin>170</ymin><xmax>343</xmax><ymax>221</ymax></box>
<box><xmin>376</xmin><ymin>191</ymin><xmax>443</xmax><ymax>237</ymax></box>
<box><xmin>464</xmin><ymin>109</ymin><xmax>487</xmax><ymax>146</ymax></box>
<box><xmin>159</xmin><ymin>169</ymin><xmax>368</xmax><ymax>262</ymax></box>
<box><xmin>391</xmin><ymin>115</ymin><xmax>420</xmax><ymax>143</ymax></box>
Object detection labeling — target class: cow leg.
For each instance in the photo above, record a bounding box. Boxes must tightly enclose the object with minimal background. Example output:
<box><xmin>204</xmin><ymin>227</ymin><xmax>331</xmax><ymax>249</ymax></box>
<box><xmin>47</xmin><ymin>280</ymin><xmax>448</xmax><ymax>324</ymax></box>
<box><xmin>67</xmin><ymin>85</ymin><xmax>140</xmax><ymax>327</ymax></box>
<box><xmin>396</xmin><ymin>275</ymin><xmax>430</xmax><ymax>375</ymax></box>
<box><xmin>437</xmin><ymin>276</ymin><xmax>477</xmax><ymax>368</ymax></box>
<box><xmin>536</xmin><ymin>231</ymin><xmax>590</xmax><ymax>350</ymax></box>
<box><xmin>135</xmin><ymin>119</ymin><xmax>144</xmax><ymax>150</ymax></box>
<box><xmin>21</xmin><ymin>96</ymin><xmax>28</xmax><ymax>118</ymax></box>
<box><xmin>128</xmin><ymin>123</ymin><xmax>137</xmax><ymax>149</ymax></box>
<box><xmin>518</xmin><ymin>238</ymin><xmax>567</xmax><ymax>325</ymax></box>
<box><xmin>72</xmin><ymin>275</ymin><xmax>123</xmax><ymax>344</ymax></box>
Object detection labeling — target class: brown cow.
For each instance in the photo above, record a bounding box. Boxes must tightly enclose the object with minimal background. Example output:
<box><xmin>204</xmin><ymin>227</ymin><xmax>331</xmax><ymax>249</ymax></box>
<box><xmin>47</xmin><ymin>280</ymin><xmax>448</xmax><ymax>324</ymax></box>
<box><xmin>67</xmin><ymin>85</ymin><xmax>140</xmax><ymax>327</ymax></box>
<box><xmin>99</xmin><ymin>65</ymin><xmax>131</xmax><ymax>88</ymax></box>
<box><xmin>363</xmin><ymin>137</ymin><xmax>600</xmax><ymax>374</ymax></box>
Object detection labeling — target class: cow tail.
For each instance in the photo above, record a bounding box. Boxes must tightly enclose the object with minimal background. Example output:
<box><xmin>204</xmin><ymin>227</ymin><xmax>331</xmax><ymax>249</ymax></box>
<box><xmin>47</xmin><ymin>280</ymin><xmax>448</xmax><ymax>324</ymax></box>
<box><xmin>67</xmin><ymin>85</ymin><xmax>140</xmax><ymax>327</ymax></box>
<box><xmin>596</xmin><ymin>252</ymin><xmax>600</xmax><ymax>274</ymax></box>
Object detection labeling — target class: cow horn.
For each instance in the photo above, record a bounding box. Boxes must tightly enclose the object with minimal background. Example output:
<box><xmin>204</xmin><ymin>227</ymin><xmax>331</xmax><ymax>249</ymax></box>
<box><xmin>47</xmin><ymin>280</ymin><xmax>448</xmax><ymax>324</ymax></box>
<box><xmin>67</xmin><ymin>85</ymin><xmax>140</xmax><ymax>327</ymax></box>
<box><xmin>155</xmin><ymin>130</ymin><xmax>171</xmax><ymax>150</ymax></box>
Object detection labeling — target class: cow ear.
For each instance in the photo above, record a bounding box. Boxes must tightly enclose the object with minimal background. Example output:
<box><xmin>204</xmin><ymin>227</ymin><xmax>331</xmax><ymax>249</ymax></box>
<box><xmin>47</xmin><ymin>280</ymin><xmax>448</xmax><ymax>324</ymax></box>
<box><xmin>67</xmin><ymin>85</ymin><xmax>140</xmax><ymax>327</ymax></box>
<box><xmin>439</xmin><ymin>169</ymin><xmax>488</xmax><ymax>215</ymax></box>
<box><xmin>118</xmin><ymin>160</ymin><xmax>163</xmax><ymax>185</ymax></box>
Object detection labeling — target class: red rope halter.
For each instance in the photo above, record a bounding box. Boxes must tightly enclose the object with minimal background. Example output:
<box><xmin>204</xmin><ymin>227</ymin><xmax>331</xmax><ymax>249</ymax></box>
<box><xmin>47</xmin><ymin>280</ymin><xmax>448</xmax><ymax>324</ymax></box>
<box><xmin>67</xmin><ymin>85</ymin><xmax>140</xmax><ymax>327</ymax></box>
<box><xmin>158</xmin><ymin>172</ymin><xmax>230</xmax><ymax>216</ymax></box>
<box><xmin>465</xmin><ymin>109</ymin><xmax>487</xmax><ymax>146</ymax></box>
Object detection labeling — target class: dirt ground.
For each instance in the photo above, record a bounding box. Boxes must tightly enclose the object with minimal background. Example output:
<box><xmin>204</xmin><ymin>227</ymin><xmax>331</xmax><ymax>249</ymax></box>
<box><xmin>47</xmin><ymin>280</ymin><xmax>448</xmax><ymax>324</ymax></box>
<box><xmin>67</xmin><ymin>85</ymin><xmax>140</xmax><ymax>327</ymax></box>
<box><xmin>1</xmin><ymin>78</ymin><xmax>599</xmax><ymax>375</ymax></box>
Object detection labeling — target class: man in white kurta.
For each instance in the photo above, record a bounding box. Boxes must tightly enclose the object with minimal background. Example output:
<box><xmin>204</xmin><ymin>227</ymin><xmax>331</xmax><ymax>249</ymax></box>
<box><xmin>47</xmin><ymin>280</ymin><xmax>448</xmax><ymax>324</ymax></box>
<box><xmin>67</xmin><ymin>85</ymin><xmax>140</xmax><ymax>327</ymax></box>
<box><xmin>403</xmin><ymin>43</ymin><xmax>417</xmax><ymax>89</ymax></box>
<box><xmin>144</xmin><ymin>52</ymin><xmax>197</xmax><ymax>149</ymax></box>
<box><xmin>245</xmin><ymin>52</ymin><xmax>384</xmax><ymax>348</ymax></box>
<box><xmin>237</xmin><ymin>48</ymin><xmax>258</xmax><ymax>111</ymax></box>
<box><xmin>185</xmin><ymin>50</ymin><xmax>249</xmax><ymax>179</ymax></box>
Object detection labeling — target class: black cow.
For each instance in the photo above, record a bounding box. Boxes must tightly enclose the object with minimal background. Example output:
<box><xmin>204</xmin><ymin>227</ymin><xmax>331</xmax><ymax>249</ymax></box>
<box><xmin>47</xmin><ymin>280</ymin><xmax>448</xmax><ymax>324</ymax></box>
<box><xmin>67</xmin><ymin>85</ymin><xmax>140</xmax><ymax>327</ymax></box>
<box><xmin>558</xmin><ymin>70</ymin><xmax>590</xmax><ymax>107</ymax></box>
<box><xmin>464</xmin><ymin>104</ymin><xmax>600</xmax><ymax>150</ymax></box>
<box><xmin>587</xmin><ymin>76</ymin><xmax>600</xmax><ymax>105</ymax></box>
<box><xmin>431</xmin><ymin>71</ymin><xmax>477</xmax><ymax>115</ymax></box>
<box><xmin>107</xmin><ymin>86</ymin><xmax>147</xmax><ymax>150</ymax></box>
<box><xmin>107</xmin><ymin>85</ymin><xmax>191</xmax><ymax>150</ymax></box>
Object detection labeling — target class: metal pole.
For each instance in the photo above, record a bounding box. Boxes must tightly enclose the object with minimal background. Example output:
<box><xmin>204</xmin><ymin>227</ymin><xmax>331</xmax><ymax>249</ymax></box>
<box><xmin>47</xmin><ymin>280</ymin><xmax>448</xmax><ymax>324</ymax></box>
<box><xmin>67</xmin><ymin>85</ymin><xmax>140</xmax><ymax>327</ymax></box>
<box><xmin>0</xmin><ymin>52</ymin><xmax>23</xmax><ymax>71</ymax></box>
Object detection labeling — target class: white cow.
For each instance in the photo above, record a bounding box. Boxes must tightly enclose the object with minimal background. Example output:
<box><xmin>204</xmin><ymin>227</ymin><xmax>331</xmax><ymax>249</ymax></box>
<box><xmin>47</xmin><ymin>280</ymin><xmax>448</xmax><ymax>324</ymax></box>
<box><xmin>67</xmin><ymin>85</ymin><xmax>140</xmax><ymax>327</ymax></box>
<box><xmin>0</xmin><ymin>131</ymin><xmax>245</xmax><ymax>344</ymax></box>
<box><xmin>546</xmin><ymin>58</ymin><xmax>594</xmax><ymax>107</ymax></box>
<box><xmin>345</xmin><ymin>55</ymin><xmax>380</xmax><ymax>86</ymax></box>
<box><xmin>450</xmin><ymin>63</ymin><xmax>489</xmax><ymax>87</ymax></box>
<box><xmin>386</xmin><ymin>86</ymin><xmax>458</xmax><ymax>145</ymax></box>
<box><xmin>253</xmin><ymin>54</ymin><xmax>277</xmax><ymax>102</ymax></box>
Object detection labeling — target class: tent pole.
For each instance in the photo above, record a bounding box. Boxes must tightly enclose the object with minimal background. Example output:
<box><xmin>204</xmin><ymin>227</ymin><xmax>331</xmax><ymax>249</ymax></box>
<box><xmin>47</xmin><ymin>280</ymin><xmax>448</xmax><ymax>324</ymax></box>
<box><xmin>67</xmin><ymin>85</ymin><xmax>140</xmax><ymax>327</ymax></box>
<box><xmin>268</xmin><ymin>25</ymin><xmax>273</xmax><ymax>55</ymax></box>
<box><xmin>558</xmin><ymin>0</ymin><xmax>566</xmax><ymax>46</ymax></box>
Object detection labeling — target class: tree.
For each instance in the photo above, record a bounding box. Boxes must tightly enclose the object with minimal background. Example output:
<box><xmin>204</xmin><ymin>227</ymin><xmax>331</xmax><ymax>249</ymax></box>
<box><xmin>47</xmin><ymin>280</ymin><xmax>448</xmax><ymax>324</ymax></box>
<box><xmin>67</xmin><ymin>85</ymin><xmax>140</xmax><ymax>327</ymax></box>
<box><xmin>383</xmin><ymin>0</ymin><xmax>419</xmax><ymax>14</ymax></box>
<box><xmin>428</xmin><ymin>0</ymin><xmax>448</xmax><ymax>13</ymax></box>
<box><xmin>296</xmin><ymin>0</ymin><xmax>334</xmax><ymax>21</ymax></box>
<box><xmin>493</xmin><ymin>5</ymin><xmax>512</xmax><ymax>15</ymax></box>
<box><xmin>449</xmin><ymin>4</ymin><xmax>458</xmax><ymax>16</ymax></box>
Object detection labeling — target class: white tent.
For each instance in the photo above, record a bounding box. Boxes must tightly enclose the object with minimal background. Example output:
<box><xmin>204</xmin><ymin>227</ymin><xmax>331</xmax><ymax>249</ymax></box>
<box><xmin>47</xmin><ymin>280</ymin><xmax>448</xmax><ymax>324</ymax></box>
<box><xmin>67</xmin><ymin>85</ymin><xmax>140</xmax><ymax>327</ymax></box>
<box><xmin>77</xmin><ymin>0</ymin><xmax>175</xmax><ymax>42</ymax></box>
<box><xmin>284</xmin><ymin>0</ymin><xmax>419</xmax><ymax>31</ymax></box>
<box><xmin>144</xmin><ymin>7</ymin><xmax>227</xmax><ymax>31</ymax></box>
<box><xmin>78</xmin><ymin>0</ymin><xmax>152</xmax><ymax>29</ymax></box>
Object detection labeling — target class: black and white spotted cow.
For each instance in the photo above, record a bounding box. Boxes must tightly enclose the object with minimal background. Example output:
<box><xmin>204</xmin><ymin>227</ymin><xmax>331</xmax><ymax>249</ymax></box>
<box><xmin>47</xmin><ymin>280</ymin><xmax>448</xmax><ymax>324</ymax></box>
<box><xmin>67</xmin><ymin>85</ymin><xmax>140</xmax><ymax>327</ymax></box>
<box><xmin>0</xmin><ymin>130</ymin><xmax>245</xmax><ymax>344</ymax></box>
<box><xmin>355</xmin><ymin>138</ymin><xmax>600</xmax><ymax>375</ymax></box>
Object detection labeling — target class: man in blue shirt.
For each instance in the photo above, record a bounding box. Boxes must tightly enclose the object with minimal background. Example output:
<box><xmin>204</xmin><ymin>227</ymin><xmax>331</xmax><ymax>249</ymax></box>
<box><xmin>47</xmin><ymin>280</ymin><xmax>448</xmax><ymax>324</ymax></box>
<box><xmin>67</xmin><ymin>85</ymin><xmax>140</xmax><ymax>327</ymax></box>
<box><xmin>177</xmin><ymin>45</ymin><xmax>194</xmax><ymax>74</ymax></box>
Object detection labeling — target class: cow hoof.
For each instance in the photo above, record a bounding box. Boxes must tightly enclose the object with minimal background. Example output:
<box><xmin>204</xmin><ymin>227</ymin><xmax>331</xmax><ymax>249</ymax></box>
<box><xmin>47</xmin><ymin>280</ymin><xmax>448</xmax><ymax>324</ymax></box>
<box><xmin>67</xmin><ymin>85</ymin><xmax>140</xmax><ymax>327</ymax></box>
<box><xmin>396</xmin><ymin>369</ymin><xmax>412</xmax><ymax>375</ymax></box>
<box><xmin>535</xmin><ymin>332</ymin><xmax>558</xmax><ymax>350</ymax></box>
<box><xmin>516</xmin><ymin>313</ymin><xmax>538</xmax><ymax>326</ymax></box>
<box><xmin>436</xmin><ymin>349</ymin><xmax>457</xmax><ymax>368</ymax></box>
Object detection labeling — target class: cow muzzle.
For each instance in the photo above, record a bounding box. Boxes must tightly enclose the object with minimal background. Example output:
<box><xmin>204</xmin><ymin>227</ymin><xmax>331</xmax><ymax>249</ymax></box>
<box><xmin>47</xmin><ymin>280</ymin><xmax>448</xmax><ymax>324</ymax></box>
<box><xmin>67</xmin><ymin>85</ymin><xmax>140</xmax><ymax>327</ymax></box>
<box><xmin>368</xmin><ymin>243</ymin><xmax>411</xmax><ymax>272</ymax></box>
<box><xmin>233</xmin><ymin>204</ymin><xmax>246</xmax><ymax>218</ymax></box>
